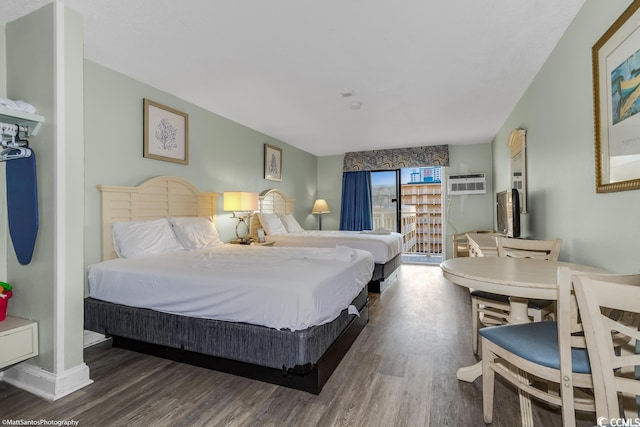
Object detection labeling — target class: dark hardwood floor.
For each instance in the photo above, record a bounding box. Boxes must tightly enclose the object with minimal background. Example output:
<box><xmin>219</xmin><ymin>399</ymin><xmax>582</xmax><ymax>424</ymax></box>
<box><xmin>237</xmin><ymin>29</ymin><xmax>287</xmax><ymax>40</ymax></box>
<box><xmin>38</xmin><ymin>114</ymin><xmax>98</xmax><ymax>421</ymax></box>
<box><xmin>0</xmin><ymin>264</ymin><xmax>596</xmax><ymax>426</ymax></box>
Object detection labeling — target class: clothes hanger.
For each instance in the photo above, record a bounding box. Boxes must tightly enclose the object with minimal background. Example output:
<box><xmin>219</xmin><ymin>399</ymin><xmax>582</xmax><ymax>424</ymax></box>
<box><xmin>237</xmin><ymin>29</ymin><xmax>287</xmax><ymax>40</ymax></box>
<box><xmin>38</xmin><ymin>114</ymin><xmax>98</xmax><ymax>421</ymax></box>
<box><xmin>0</xmin><ymin>146</ymin><xmax>31</xmax><ymax>162</ymax></box>
<box><xmin>10</xmin><ymin>124</ymin><xmax>29</xmax><ymax>147</ymax></box>
<box><xmin>0</xmin><ymin>124</ymin><xmax>31</xmax><ymax>162</ymax></box>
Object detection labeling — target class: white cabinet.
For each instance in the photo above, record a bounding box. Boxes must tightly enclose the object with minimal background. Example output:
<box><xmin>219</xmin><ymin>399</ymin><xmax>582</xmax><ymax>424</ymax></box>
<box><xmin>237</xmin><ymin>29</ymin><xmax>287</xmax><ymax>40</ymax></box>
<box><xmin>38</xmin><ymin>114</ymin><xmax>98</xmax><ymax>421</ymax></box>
<box><xmin>0</xmin><ymin>316</ymin><xmax>39</xmax><ymax>369</ymax></box>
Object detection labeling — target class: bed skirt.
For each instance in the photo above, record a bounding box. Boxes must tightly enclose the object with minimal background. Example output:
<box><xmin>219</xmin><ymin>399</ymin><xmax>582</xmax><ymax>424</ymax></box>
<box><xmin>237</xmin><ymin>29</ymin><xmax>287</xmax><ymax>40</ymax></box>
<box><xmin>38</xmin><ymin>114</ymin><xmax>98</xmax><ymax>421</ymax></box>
<box><xmin>84</xmin><ymin>286</ymin><xmax>369</xmax><ymax>394</ymax></box>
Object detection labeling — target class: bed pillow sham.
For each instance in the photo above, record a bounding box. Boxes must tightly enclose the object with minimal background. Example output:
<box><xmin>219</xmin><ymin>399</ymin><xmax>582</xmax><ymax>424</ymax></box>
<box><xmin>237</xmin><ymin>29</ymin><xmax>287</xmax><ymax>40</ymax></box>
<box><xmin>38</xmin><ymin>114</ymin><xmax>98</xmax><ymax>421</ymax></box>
<box><xmin>257</xmin><ymin>213</ymin><xmax>288</xmax><ymax>235</ymax></box>
<box><xmin>112</xmin><ymin>218</ymin><xmax>183</xmax><ymax>259</ymax></box>
<box><xmin>278</xmin><ymin>213</ymin><xmax>304</xmax><ymax>233</ymax></box>
<box><xmin>168</xmin><ymin>216</ymin><xmax>223</xmax><ymax>250</ymax></box>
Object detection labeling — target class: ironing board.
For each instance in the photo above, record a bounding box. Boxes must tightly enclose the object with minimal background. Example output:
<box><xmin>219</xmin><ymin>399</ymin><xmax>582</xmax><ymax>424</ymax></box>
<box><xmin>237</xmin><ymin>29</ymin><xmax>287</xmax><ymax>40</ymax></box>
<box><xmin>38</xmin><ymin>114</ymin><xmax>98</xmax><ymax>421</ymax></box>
<box><xmin>6</xmin><ymin>152</ymin><xmax>38</xmax><ymax>264</ymax></box>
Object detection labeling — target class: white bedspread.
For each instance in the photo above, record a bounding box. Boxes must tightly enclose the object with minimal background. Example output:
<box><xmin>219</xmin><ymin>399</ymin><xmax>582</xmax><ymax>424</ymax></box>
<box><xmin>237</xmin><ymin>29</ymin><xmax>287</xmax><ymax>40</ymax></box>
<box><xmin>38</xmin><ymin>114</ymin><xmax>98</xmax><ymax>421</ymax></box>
<box><xmin>266</xmin><ymin>230</ymin><xmax>403</xmax><ymax>263</ymax></box>
<box><xmin>88</xmin><ymin>245</ymin><xmax>374</xmax><ymax>331</ymax></box>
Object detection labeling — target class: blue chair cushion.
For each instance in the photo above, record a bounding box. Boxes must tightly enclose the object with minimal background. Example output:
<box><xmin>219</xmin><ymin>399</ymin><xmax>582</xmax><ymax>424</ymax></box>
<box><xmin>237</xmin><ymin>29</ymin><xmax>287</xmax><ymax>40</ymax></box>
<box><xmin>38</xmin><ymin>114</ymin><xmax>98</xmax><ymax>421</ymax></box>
<box><xmin>470</xmin><ymin>290</ymin><xmax>553</xmax><ymax>310</ymax></box>
<box><xmin>479</xmin><ymin>321</ymin><xmax>591</xmax><ymax>374</ymax></box>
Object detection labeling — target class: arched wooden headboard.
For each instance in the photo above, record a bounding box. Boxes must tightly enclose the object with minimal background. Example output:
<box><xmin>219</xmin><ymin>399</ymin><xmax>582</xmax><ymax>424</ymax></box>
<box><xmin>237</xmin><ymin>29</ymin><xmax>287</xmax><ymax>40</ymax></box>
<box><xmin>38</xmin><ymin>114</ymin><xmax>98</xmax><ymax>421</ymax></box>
<box><xmin>248</xmin><ymin>189</ymin><xmax>296</xmax><ymax>238</ymax></box>
<box><xmin>98</xmin><ymin>176</ymin><xmax>219</xmax><ymax>261</ymax></box>
<box><xmin>259</xmin><ymin>189</ymin><xmax>295</xmax><ymax>214</ymax></box>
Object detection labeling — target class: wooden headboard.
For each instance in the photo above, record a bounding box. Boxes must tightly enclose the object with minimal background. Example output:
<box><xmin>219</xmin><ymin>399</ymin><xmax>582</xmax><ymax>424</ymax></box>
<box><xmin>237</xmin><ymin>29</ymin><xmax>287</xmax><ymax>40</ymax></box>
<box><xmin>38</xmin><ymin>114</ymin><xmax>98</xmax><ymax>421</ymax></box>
<box><xmin>98</xmin><ymin>176</ymin><xmax>219</xmax><ymax>261</ymax></box>
<box><xmin>248</xmin><ymin>189</ymin><xmax>296</xmax><ymax>238</ymax></box>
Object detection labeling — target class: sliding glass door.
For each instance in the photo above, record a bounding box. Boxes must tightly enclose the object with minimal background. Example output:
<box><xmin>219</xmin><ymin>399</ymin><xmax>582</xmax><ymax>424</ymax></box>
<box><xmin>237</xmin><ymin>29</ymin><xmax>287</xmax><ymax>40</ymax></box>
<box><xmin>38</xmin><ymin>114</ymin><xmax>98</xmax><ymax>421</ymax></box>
<box><xmin>371</xmin><ymin>170</ymin><xmax>399</xmax><ymax>232</ymax></box>
<box><xmin>371</xmin><ymin>167</ymin><xmax>444</xmax><ymax>261</ymax></box>
<box><xmin>400</xmin><ymin>167</ymin><xmax>443</xmax><ymax>258</ymax></box>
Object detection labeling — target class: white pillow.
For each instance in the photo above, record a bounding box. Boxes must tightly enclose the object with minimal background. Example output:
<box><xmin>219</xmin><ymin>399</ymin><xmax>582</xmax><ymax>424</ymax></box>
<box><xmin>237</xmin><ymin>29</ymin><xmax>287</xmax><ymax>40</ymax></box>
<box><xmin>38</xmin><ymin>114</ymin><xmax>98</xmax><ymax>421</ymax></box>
<box><xmin>112</xmin><ymin>218</ymin><xmax>183</xmax><ymax>258</ymax></box>
<box><xmin>257</xmin><ymin>213</ymin><xmax>288</xmax><ymax>235</ymax></box>
<box><xmin>278</xmin><ymin>213</ymin><xmax>304</xmax><ymax>233</ymax></box>
<box><xmin>168</xmin><ymin>216</ymin><xmax>222</xmax><ymax>250</ymax></box>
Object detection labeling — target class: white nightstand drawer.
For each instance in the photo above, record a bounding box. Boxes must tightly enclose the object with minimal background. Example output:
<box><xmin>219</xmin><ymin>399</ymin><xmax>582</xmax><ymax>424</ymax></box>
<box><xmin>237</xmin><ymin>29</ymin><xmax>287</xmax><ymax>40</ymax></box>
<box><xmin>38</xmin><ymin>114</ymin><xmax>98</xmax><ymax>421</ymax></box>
<box><xmin>0</xmin><ymin>316</ymin><xmax>38</xmax><ymax>369</ymax></box>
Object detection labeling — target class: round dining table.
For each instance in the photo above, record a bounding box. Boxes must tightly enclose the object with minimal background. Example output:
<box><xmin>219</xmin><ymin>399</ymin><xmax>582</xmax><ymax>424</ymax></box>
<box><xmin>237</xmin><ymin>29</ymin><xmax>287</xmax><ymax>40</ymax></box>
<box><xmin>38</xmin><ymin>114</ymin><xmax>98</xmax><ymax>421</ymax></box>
<box><xmin>442</xmin><ymin>256</ymin><xmax>605</xmax><ymax>427</ymax></box>
<box><xmin>440</xmin><ymin>256</ymin><xmax>605</xmax><ymax>382</ymax></box>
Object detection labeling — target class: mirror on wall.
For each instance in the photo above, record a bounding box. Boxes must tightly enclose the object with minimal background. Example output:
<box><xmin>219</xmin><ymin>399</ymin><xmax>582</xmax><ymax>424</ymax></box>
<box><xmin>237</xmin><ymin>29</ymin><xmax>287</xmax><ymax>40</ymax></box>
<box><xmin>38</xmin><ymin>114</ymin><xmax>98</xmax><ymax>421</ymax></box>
<box><xmin>508</xmin><ymin>128</ymin><xmax>527</xmax><ymax>213</ymax></box>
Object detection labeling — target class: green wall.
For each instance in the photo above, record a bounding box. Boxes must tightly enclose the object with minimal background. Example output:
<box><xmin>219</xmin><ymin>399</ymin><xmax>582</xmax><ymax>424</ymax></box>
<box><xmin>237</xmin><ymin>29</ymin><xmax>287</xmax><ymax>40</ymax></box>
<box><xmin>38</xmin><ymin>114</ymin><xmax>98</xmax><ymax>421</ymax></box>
<box><xmin>317</xmin><ymin>155</ymin><xmax>344</xmax><ymax>230</ymax></box>
<box><xmin>492</xmin><ymin>0</ymin><xmax>639</xmax><ymax>272</ymax></box>
<box><xmin>444</xmin><ymin>143</ymin><xmax>494</xmax><ymax>259</ymax></box>
<box><xmin>6</xmin><ymin>4</ymin><xmax>57</xmax><ymax>372</ymax></box>
<box><xmin>0</xmin><ymin>23</ymin><xmax>5</xmax><ymax>97</ymax></box>
<box><xmin>0</xmin><ymin>24</ymin><xmax>6</xmax><ymax>277</ymax></box>
<box><xmin>83</xmin><ymin>61</ymin><xmax>319</xmax><ymax>267</ymax></box>
<box><xmin>61</xmin><ymin>5</ymin><xmax>86</xmax><ymax>370</ymax></box>
<box><xmin>5</xmin><ymin>4</ymin><xmax>85</xmax><ymax>372</ymax></box>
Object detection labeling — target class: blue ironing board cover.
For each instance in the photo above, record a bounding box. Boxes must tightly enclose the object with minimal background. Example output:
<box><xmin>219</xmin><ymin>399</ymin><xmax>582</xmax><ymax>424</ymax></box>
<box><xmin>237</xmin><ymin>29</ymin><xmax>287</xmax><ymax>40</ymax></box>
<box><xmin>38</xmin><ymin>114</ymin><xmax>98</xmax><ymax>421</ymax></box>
<box><xmin>6</xmin><ymin>152</ymin><xmax>38</xmax><ymax>265</ymax></box>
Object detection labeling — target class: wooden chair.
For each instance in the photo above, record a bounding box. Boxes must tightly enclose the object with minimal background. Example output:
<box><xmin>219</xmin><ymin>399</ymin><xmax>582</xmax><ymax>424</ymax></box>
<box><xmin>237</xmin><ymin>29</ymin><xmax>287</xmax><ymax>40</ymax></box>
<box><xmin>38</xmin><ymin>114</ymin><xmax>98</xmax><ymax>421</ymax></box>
<box><xmin>497</xmin><ymin>236</ymin><xmax>562</xmax><ymax>260</ymax></box>
<box><xmin>480</xmin><ymin>266</ymin><xmax>595</xmax><ymax>426</ymax></box>
<box><xmin>573</xmin><ymin>272</ymin><xmax>640</xmax><ymax>419</ymax></box>
<box><xmin>470</xmin><ymin>237</ymin><xmax>562</xmax><ymax>354</ymax></box>
<box><xmin>452</xmin><ymin>229</ymin><xmax>493</xmax><ymax>258</ymax></box>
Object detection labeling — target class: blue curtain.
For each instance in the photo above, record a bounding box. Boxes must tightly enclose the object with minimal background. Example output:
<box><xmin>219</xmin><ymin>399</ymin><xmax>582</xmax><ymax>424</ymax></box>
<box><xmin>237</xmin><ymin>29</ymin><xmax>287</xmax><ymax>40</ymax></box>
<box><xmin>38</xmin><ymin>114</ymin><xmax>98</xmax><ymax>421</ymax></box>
<box><xmin>339</xmin><ymin>171</ymin><xmax>373</xmax><ymax>231</ymax></box>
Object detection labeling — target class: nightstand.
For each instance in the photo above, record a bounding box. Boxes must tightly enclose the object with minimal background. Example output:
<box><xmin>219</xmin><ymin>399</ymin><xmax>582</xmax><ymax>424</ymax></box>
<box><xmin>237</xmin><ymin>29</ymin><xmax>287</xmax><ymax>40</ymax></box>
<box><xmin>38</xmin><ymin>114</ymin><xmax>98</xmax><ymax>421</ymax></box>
<box><xmin>0</xmin><ymin>315</ymin><xmax>39</xmax><ymax>369</ymax></box>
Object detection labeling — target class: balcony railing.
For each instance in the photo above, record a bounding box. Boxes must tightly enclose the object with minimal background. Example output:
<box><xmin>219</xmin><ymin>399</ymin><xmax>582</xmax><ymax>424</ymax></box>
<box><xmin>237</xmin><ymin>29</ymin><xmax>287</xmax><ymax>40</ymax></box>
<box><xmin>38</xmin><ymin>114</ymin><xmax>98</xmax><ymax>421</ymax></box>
<box><xmin>372</xmin><ymin>210</ymin><xmax>396</xmax><ymax>230</ymax></box>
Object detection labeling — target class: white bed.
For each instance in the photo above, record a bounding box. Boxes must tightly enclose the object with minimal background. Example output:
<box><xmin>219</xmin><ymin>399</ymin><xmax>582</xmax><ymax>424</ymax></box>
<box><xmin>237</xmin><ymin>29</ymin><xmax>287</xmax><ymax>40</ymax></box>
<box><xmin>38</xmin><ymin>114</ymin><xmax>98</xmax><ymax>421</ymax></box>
<box><xmin>88</xmin><ymin>244</ymin><xmax>373</xmax><ymax>331</ymax></box>
<box><xmin>84</xmin><ymin>176</ymin><xmax>374</xmax><ymax>394</ymax></box>
<box><xmin>249</xmin><ymin>188</ymin><xmax>403</xmax><ymax>292</ymax></box>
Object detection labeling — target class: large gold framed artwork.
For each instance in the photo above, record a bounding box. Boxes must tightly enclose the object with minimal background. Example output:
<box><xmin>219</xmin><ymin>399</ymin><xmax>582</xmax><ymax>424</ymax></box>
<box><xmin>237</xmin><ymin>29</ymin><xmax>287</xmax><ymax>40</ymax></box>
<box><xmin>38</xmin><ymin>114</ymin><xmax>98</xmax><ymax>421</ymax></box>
<box><xmin>593</xmin><ymin>0</ymin><xmax>640</xmax><ymax>192</ymax></box>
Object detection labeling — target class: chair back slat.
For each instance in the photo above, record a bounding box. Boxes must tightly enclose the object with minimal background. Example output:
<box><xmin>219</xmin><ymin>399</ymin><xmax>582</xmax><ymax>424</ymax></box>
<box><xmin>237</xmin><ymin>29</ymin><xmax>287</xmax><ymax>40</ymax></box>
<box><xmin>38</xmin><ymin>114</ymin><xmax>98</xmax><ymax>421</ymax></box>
<box><xmin>497</xmin><ymin>237</ymin><xmax>562</xmax><ymax>261</ymax></box>
<box><xmin>573</xmin><ymin>272</ymin><xmax>640</xmax><ymax>419</ymax></box>
<box><xmin>557</xmin><ymin>266</ymin><xmax>582</xmax><ymax>425</ymax></box>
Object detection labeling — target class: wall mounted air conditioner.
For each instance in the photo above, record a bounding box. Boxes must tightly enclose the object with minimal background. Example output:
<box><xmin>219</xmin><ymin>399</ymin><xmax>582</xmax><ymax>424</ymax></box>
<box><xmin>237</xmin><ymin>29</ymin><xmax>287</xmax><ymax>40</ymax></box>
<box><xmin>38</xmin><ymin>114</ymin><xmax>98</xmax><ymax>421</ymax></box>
<box><xmin>447</xmin><ymin>173</ymin><xmax>487</xmax><ymax>195</ymax></box>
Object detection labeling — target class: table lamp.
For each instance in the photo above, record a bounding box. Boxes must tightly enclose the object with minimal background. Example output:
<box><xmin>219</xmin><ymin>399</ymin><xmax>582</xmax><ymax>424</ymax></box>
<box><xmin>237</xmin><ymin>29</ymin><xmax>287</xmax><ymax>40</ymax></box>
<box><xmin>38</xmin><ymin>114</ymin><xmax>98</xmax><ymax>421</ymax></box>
<box><xmin>224</xmin><ymin>191</ymin><xmax>259</xmax><ymax>241</ymax></box>
<box><xmin>311</xmin><ymin>199</ymin><xmax>330</xmax><ymax>230</ymax></box>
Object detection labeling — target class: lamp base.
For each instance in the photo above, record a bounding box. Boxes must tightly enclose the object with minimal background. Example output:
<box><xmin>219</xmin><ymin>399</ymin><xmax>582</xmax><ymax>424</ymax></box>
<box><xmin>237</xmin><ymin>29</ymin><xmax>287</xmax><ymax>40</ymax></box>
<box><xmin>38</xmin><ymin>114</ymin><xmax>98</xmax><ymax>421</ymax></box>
<box><xmin>235</xmin><ymin>217</ymin><xmax>250</xmax><ymax>240</ymax></box>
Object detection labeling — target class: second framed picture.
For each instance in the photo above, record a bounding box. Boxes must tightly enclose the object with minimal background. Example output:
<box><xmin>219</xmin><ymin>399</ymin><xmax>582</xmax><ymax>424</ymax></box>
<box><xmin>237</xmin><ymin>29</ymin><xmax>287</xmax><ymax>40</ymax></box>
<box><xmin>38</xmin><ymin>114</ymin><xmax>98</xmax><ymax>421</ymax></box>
<box><xmin>264</xmin><ymin>144</ymin><xmax>282</xmax><ymax>181</ymax></box>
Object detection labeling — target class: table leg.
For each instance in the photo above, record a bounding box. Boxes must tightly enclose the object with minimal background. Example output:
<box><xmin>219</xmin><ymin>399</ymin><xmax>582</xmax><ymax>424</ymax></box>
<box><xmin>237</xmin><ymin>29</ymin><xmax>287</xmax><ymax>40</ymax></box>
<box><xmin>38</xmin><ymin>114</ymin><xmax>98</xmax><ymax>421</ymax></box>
<box><xmin>506</xmin><ymin>297</ymin><xmax>530</xmax><ymax>324</ymax></box>
<box><xmin>456</xmin><ymin>361</ymin><xmax>482</xmax><ymax>382</ymax></box>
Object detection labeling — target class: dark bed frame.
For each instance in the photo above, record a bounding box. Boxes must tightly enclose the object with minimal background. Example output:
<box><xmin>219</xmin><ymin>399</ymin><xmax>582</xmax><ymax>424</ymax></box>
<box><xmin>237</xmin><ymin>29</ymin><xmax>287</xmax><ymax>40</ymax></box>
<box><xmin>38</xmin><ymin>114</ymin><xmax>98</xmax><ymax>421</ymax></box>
<box><xmin>84</xmin><ymin>287</ymin><xmax>369</xmax><ymax>394</ymax></box>
<box><xmin>368</xmin><ymin>253</ymin><xmax>401</xmax><ymax>293</ymax></box>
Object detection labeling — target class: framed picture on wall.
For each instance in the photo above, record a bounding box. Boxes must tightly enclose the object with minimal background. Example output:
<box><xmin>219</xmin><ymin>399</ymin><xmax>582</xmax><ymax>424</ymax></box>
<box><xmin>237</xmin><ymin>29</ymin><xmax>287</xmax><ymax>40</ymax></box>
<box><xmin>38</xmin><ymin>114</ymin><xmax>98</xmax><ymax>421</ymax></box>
<box><xmin>264</xmin><ymin>144</ymin><xmax>282</xmax><ymax>181</ymax></box>
<box><xmin>143</xmin><ymin>98</ymin><xmax>189</xmax><ymax>165</ymax></box>
<box><xmin>593</xmin><ymin>1</ymin><xmax>640</xmax><ymax>192</ymax></box>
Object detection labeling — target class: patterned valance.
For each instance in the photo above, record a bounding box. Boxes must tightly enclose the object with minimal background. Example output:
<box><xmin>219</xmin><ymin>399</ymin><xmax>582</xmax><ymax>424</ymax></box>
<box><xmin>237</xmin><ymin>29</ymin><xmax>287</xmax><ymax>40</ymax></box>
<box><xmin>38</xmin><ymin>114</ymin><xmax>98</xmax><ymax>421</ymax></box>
<box><xmin>343</xmin><ymin>145</ymin><xmax>449</xmax><ymax>172</ymax></box>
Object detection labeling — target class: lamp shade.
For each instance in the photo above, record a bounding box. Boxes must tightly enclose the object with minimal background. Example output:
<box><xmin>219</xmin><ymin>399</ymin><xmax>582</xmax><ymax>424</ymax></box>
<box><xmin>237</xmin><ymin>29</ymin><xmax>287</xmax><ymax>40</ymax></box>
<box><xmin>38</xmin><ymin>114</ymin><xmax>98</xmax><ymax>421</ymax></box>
<box><xmin>311</xmin><ymin>199</ymin><xmax>331</xmax><ymax>214</ymax></box>
<box><xmin>223</xmin><ymin>192</ymin><xmax>258</xmax><ymax>212</ymax></box>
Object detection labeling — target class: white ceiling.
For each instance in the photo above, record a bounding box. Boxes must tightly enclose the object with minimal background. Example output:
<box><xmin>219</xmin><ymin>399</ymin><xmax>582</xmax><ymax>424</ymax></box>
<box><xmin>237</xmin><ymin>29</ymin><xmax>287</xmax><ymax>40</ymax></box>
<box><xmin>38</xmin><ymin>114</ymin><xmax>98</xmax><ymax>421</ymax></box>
<box><xmin>1</xmin><ymin>0</ymin><xmax>584</xmax><ymax>156</ymax></box>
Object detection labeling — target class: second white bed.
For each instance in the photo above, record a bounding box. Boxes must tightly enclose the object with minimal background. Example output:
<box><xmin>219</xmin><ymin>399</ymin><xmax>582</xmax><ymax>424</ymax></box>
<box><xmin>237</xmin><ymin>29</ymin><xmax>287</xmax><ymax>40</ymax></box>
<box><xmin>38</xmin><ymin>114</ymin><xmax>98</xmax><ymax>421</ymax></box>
<box><xmin>265</xmin><ymin>229</ymin><xmax>403</xmax><ymax>264</ymax></box>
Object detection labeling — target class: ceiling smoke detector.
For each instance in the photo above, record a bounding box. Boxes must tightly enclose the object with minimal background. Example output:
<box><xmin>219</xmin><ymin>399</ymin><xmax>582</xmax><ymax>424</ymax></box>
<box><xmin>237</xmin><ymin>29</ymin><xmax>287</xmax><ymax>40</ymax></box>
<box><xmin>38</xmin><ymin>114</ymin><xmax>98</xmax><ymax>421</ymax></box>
<box><xmin>350</xmin><ymin>101</ymin><xmax>363</xmax><ymax>110</ymax></box>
